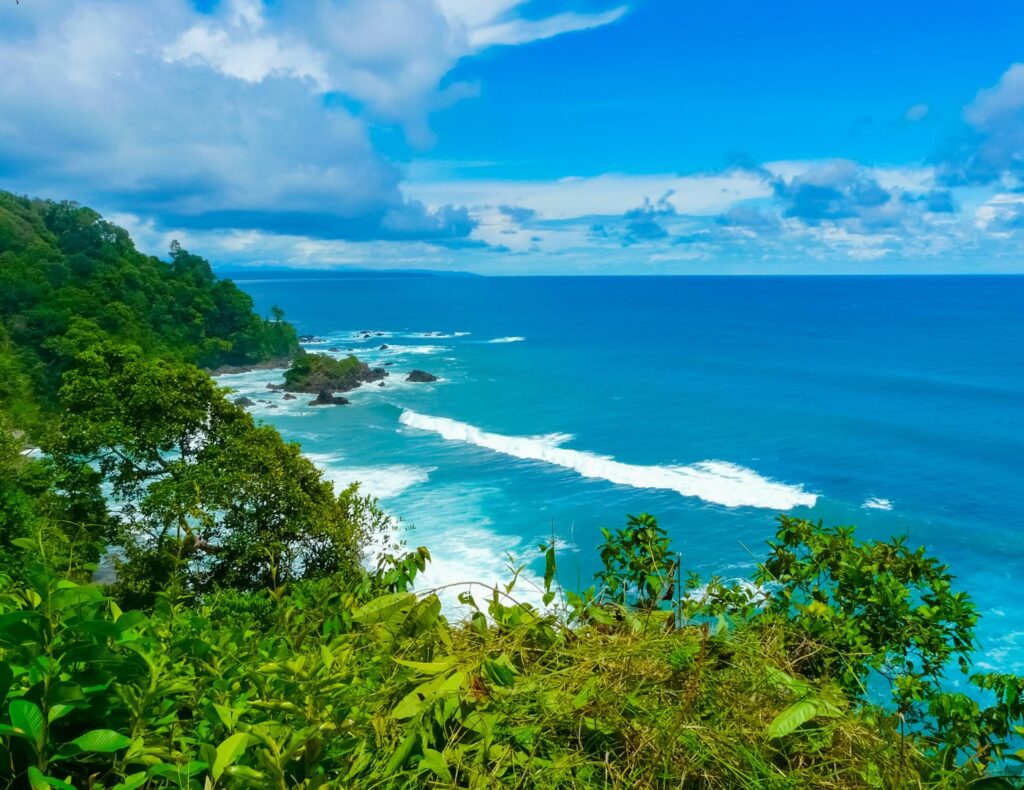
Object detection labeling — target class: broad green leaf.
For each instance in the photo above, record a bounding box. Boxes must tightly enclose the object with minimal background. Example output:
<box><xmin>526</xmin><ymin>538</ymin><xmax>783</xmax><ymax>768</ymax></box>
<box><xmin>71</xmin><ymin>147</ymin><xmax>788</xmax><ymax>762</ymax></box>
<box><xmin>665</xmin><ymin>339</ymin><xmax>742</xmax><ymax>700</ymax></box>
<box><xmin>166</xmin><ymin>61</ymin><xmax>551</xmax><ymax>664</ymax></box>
<box><xmin>384</xmin><ymin>730</ymin><xmax>417</xmax><ymax>775</ymax></box>
<box><xmin>482</xmin><ymin>654</ymin><xmax>518</xmax><ymax>688</ymax></box>
<box><xmin>26</xmin><ymin>767</ymin><xmax>76</xmax><ymax>790</ymax></box>
<box><xmin>110</xmin><ymin>772</ymin><xmax>148</xmax><ymax>790</ymax></box>
<box><xmin>391</xmin><ymin>671</ymin><xmax>466</xmax><ymax>720</ymax></box>
<box><xmin>47</xmin><ymin>704</ymin><xmax>75</xmax><ymax>724</ymax></box>
<box><xmin>70</xmin><ymin>728</ymin><xmax>132</xmax><ymax>753</ymax></box>
<box><xmin>764</xmin><ymin>666</ymin><xmax>812</xmax><ymax>696</ymax></box>
<box><xmin>393</xmin><ymin>657</ymin><xmax>456</xmax><ymax>675</ymax></box>
<box><xmin>212</xmin><ymin>733</ymin><xmax>251</xmax><ymax>780</ymax></box>
<box><xmin>767</xmin><ymin>697</ymin><xmax>820</xmax><ymax>739</ymax></box>
<box><xmin>409</xmin><ymin>595</ymin><xmax>442</xmax><ymax>635</ymax></box>
<box><xmin>351</xmin><ymin>593</ymin><xmax>415</xmax><ymax>625</ymax></box>
<box><xmin>420</xmin><ymin>748</ymin><xmax>452</xmax><ymax>782</ymax></box>
<box><xmin>9</xmin><ymin>699</ymin><xmax>45</xmax><ymax>752</ymax></box>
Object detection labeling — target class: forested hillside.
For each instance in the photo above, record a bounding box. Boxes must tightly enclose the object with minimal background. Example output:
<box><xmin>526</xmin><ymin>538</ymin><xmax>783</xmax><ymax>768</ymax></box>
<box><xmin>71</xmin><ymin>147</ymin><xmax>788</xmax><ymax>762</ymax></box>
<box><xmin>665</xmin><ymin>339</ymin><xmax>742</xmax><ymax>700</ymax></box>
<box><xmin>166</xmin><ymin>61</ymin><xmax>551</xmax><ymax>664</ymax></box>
<box><xmin>0</xmin><ymin>191</ymin><xmax>297</xmax><ymax>427</ymax></box>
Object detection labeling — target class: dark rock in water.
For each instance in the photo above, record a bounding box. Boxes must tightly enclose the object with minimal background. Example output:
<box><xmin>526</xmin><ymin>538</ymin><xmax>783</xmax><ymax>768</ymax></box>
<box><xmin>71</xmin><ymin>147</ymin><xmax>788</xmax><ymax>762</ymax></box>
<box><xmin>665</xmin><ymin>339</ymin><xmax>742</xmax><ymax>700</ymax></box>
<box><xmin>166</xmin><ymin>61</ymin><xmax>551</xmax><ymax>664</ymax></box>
<box><xmin>383</xmin><ymin>362</ymin><xmax>394</xmax><ymax>366</ymax></box>
<box><xmin>258</xmin><ymin>399</ymin><xmax>271</xmax><ymax>404</ymax></box>
<box><xmin>347</xmin><ymin>347</ymin><xmax>354</xmax><ymax>351</ymax></box>
<box><xmin>233</xmin><ymin>397</ymin><xmax>255</xmax><ymax>407</ymax></box>
<box><xmin>329</xmin><ymin>346</ymin><xmax>340</xmax><ymax>352</ymax></box>
<box><xmin>378</xmin><ymin>382</ymin><xmax>386</xmax><ymax>387</ymax></box>
<box><xmin>266</xmin><ymin>382</ymin><xmax>283</xmax><ymax>390</ymax></box>
<box><xmin>376</xmin><ymin>332</ymin><xmax>384</xmax><ymax>336</ymax></box>
<box><xmin>299</xmin><ymin>334</ymin><xmax>320</xmax><ymax>343</ymax></box>
<box><xmin>282</xmin><ymin>393</ymin><xmax>297</xmax><ymax>400</ymax></box>
<box><xmin>309</xmin><ymin>389</ymin><xmax>350</xmax><ymax>406</ymax></box>
<box><xmin>406</xmin><ymin>369</ymin><xmax>438</xmax><ymax>383</ymax></box>
<box><xmin>364</xmin><ymin>366</ymin><xmax>388</xmax><ymax>383</ymax></box>
<box><xmin>268</xmin><ymin>404</ymin><xmax>278</xmax><ymax>409</ymax></box>
<box><xmin>362</xmin><ymin>333</ymin><xmax>371</xmax><ymax>338</ymax></box>
<box><xmin>379</xmin><ymin>344</ymin><xmax>389</xmax><ymax>350</ymax></box>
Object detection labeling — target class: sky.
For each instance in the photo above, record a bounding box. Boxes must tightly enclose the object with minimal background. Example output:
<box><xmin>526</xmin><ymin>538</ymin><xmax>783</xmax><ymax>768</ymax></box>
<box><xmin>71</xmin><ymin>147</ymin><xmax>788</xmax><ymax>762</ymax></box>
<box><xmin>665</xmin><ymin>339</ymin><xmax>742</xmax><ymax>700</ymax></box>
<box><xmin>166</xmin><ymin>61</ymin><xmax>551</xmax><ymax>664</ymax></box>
<box><xmin>3</xmin><ymin>0</ymin><xmax>1024</xmax><ymax>273</ymax></box>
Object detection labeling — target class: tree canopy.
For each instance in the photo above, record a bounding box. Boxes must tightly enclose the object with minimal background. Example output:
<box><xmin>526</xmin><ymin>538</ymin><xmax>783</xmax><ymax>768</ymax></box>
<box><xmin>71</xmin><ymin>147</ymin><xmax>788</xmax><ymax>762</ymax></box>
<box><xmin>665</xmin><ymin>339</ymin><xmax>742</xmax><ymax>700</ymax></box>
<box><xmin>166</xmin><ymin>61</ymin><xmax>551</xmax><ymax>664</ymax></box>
<box><xmin>0</xmin><ymin>191</ymin><xmax>297</xmax><ymax>427</ymax></box>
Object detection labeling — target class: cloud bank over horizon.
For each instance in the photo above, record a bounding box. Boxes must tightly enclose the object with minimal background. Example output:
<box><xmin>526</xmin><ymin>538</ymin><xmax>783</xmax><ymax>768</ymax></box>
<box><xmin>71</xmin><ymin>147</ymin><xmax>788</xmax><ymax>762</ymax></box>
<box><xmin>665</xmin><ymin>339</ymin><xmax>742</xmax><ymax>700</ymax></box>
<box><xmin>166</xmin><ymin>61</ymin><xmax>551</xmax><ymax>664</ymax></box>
<box><xmin>2</xmin><ymin>0</ymin><xmax>1024</xmax><ymax>273</ymax></box>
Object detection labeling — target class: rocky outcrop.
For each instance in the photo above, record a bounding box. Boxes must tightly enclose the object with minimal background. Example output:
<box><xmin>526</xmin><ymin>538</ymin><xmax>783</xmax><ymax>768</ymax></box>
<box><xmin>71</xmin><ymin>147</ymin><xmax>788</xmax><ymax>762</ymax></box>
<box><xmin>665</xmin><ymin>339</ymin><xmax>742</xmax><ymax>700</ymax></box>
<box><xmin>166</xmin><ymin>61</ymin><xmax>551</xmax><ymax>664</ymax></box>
<box><xmin>283</xmin><ymin>353</ymin><xmax>388</xmax><ymax>394</ymax></box>
<box><xmin>282</xmin><ymin>393</ymin><xmax>297</xmax><ymax>400</ymax></box>
<box><xmin>309</xmin><ymin>389</ymin><xmax>350</xmax><ymax>406</ymax></box>
<box><xmin>233</xmin><ymin>396</ymin><xmax>255</xmax><ymax>407</ymax></box>
<box><xmin>379</xmin><ymin>344</ymin><xmax>389</xmax><ymax>350</ymax></box>
<box><xmin>406</xmin><ymin>369</ymin><xmax>438</xmax><ymax>383</ymax></box>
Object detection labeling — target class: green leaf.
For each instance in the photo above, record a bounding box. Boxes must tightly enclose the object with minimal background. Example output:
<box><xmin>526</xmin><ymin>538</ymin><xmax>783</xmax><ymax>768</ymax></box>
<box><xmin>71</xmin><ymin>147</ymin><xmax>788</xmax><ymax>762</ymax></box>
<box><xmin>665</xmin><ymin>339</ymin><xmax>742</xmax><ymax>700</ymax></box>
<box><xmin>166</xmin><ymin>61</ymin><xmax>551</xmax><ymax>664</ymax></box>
<box><xmin>393</xmin><ymin>657</ymin><xmax>456</xmax><ymax>676</ymax></box>
<box><xmin>351</xmin><ymin>593</ymin><xmax>415</xmax><ymax>625</ymax></box>
<box><xmin>384</xmin><ymin>730</ymin><xmax>417</xmax><ymax>776</ymax></box>
<box><xmin>225</xmin><ymin>765</ymin><xmax>266</xmax><ymax>781</ymax></box>
<box><xmin>70</xmin><ymin>729</ymin><xmax>131</xmax><ymax>753</ymax></box>
<box><xmin>9</xmin><ymin>699</ymin><xmax>45</xmax><ymax>752</ymax></box>
<box><xmin>391</xmin><ymin>671</ymin><xmax>466</xmax><ymax>720</ymax></box>
<box><xmin>110</xmin><ymin>772</ymin><xmax>148</xmax><ymax>790</ymax></box>
<box><xmin>212</xmin><ymin>733</ymin><xmax>251</xmax><ymax>780</ymax></box>
<box><xmin>26</xmin><ymin>767</ymin><xmax>76</xmax><ymax>790</ymax></box>
<box><xmin>482</xmin><ymin>654</ymin><xmax>518</xmax><ymax>688</ymax></box>
<box><xmin>420</xmin><ymin>748</ymin><xmax>452</xmax><ymax>782</ymax></box>
<box><xmin>767</xmin><ymin>697</ymin><xmax>822</xmax><ymax>739</ymax></box>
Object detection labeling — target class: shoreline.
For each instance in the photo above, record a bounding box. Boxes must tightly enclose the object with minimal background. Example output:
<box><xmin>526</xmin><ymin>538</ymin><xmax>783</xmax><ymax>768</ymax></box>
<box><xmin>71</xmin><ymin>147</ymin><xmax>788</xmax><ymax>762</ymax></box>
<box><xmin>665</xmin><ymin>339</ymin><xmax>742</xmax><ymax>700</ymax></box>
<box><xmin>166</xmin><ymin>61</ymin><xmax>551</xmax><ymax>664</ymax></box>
<box><xmin>204</xmin><ymin>356</ymin><xmax>294</xmax><ymax>376</ymax></box>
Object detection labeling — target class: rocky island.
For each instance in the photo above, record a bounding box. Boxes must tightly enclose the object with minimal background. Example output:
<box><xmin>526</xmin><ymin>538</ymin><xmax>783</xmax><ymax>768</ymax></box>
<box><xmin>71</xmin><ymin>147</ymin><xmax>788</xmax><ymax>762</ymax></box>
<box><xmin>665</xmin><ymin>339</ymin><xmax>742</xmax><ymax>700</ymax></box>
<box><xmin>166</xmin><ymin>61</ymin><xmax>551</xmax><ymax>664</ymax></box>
<box><xmin>280</xmin><ymin>351</ymin><xmax>387</xmax><ymax>405</ymax></box>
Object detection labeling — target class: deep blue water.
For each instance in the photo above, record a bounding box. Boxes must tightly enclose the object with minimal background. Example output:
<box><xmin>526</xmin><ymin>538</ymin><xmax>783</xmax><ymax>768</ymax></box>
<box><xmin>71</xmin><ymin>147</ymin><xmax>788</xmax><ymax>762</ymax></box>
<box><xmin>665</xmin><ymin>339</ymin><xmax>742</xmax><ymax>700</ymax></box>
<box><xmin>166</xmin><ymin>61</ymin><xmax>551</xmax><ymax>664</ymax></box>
<box><xmin>217</xmin><ymin>275</ymin><xmax>1024</xmax><ymax>673</ymax></box>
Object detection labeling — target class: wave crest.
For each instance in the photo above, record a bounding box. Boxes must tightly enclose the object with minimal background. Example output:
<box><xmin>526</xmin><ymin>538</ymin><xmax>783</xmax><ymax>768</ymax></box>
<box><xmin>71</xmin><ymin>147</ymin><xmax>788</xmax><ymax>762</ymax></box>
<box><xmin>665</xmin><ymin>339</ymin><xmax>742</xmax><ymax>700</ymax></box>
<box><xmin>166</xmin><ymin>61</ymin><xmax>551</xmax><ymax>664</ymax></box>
<box><xmin>399</xmin><ymin>410</ymin><xmax>817</xmax><ymax>510</ymax></box>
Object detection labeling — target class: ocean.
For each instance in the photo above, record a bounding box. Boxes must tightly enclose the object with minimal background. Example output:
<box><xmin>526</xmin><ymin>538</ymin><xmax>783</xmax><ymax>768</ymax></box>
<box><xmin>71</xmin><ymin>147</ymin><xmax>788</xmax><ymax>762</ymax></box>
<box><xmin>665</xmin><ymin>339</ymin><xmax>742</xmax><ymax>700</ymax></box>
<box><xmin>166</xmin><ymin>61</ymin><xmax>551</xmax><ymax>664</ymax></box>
<box><xmin>216</xmin><ymin>274</ymin><xmax>1024</xmax><ymax>673</ymax></box>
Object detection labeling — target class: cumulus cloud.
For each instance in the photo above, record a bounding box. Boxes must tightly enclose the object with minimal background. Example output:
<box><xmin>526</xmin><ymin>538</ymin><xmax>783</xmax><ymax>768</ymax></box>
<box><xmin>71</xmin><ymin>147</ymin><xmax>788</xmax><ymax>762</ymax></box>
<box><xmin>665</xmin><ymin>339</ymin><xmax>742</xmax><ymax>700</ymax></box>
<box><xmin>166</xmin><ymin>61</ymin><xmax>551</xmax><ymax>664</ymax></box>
<box><xmin>941</xmin><ymin>63</ymin><xmax>1024</xmax><ymax>185</ymax></box>
<box><xmin>0</xmin><ymin>0</ymin><xmax>627</xmax><ymax>243</ymax></box>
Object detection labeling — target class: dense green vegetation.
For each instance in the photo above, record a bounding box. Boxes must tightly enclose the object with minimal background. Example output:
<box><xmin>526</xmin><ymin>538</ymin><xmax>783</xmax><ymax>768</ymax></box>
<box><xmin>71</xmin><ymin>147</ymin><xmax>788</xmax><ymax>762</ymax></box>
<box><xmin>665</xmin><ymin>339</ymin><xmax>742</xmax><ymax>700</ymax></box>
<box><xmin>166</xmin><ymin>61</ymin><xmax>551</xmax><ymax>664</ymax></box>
<box><xmin>1</xmin><ymin>193</ymin><xmax>1022</xmax><ymax>787</ymax></box>
<box><xmin>282</xmin><ymin>352</ymin><xmax>385</xmax><ymax>393</ymax></box>
<box><xmin>0</xmin><ymin>192</ymin><xmax>298</xmax><ymax>425</ymax></box>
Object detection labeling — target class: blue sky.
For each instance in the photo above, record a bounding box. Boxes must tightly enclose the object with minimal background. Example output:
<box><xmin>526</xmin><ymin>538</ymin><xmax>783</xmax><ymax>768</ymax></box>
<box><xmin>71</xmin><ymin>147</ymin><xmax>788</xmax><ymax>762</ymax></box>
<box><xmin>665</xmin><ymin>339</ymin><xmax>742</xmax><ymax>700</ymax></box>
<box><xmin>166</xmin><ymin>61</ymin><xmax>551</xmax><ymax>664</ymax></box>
<box><xmin>3</xmin><ymin>0</ymin><xmax>1024</xmax><ymax>273</ymax></box>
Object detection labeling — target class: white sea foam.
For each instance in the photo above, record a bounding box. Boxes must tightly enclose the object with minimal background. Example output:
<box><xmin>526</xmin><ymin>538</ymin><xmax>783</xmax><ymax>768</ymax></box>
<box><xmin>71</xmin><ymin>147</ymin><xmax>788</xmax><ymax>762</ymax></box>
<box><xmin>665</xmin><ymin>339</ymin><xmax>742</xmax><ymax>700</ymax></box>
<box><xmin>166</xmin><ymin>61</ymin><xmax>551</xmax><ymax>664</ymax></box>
<box><xmin>305</xmin><ymin>452</ymin><xmax>432</xmax><ymax>500</ymax></box>
<box><xmin>382</xmin><ymin>344</ymin><xmax>449</xmax><ymax>355</ymax></box>
<box><xmin>406</xmin><ymin>331</ymin><xmax>470</xmax><ymax>339</ymax></box>
<box><xmin>399</xmin><ymin>410</ymin><xmax>817</xmax><ymax>510</ymax></box>
<box><xmin>382</xmin><ymin>485</ymin><xmax>548</xmax><ymax>613</ymax></box>
<box><xmin>862</xmin><ymin>497</ymin><xmax>893</xmax><ymax>511</ymax></box>
<box><xmin>486</xmin><ymin>336</ymin><xmax>526</xmax><ymax>344</ymax></box>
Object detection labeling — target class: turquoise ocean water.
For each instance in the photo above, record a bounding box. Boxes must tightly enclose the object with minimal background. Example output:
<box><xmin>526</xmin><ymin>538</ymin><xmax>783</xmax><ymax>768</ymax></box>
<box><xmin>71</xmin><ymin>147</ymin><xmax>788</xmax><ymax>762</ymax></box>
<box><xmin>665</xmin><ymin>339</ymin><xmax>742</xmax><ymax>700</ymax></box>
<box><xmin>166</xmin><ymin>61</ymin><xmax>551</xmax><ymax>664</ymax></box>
<box><xmin>216</xmin><ymin>274</ymin><xmax>1024</xmax><ymax>673</ymax></box>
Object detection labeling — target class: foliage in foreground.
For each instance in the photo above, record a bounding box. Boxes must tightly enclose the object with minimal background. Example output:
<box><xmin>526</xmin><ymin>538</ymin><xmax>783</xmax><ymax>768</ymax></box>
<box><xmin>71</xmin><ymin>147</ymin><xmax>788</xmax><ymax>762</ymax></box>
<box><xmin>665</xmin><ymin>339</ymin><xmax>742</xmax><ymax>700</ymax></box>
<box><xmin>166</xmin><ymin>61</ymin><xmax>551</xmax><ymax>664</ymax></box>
<box><xmin>1</xmin><ymin>515</ymin><xmax>1023</xmax><ymax>789</ymax></box>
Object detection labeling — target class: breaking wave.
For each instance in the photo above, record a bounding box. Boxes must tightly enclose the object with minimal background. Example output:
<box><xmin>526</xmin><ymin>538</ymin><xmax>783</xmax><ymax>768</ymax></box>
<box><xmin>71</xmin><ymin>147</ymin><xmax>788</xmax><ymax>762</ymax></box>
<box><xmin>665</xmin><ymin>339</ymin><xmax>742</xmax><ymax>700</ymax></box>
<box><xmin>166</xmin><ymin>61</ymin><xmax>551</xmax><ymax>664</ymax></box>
<box><xmin>399</xmin><ymin>410</ymin><xmax>817</xmax><ymax>510</ymax></box>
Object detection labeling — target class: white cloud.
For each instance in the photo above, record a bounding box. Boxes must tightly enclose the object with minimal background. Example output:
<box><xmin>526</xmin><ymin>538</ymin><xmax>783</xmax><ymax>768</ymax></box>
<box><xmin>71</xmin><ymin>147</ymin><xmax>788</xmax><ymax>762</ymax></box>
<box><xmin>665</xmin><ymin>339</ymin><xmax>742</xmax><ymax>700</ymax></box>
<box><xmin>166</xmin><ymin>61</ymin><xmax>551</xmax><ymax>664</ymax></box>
<box><xmin>905</xmin><ymin>103</ymin><xmax>929</xmax><ymax>122</ymax></box>
<box><xmin>407</xmin><ymin>169</ymin><xmax>772</xmax><ymax>219</ymax></box>
<box><xmin>0</xmin><ymin>0</ymin><xmax>629</xmax><ymax>240</ymax></box>
<box><xmin>468</xmin><ymin>6</ymin><xmax>628</xmax><ymax>49</ymax></box>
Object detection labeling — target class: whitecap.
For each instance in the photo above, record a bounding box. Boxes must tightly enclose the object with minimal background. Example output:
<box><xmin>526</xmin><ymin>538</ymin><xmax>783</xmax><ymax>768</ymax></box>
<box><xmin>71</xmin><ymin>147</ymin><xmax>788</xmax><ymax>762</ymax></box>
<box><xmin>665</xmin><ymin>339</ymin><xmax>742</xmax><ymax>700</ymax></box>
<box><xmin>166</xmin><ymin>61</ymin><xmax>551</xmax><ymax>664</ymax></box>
<box><xmin>305</xmin><ymin>452</ymin><xmax>433</xmax><ymax>500</ymax></box>
<box><xmin>398</xmin><ymin>410</ymin><xmax>817</xmax><ymax>510</ymax></box>
<box><xmin>862</xmin><ymin>497</ymin><xmax>893</xmax><ymax>511</ymax></box>
<box><xmin>485</xmin><ymin>336</ymin><xmax>526</xmax><ymax>344</ymax></box>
